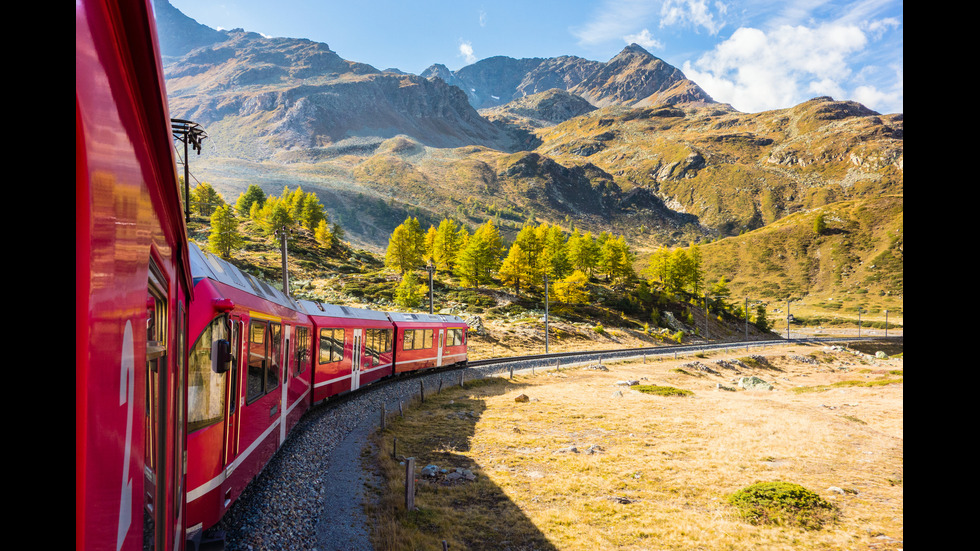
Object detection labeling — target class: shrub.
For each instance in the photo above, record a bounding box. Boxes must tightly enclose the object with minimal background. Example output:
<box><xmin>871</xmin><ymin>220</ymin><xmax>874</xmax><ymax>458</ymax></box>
<box><xmin>594</xmin><ymin>322</ymin><xmax>606</xmax><ymax>335</ymax></box>
<box><xmin>633</xmin><ymin>385</ymin><xmax>693</xmax><ymax>397</ymax></box>
<box><xmin>728</xmin><ymin>481</ymin><xmax>838</xmax><ymax>530</ymax></box>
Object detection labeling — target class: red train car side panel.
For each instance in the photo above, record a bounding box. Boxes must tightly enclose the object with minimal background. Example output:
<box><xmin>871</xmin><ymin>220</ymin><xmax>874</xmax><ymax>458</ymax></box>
<box><xmin>76</xmin><ymin>0</ymin><xmax>192</xmax><ymax>549</ymax></box>
<box><xmin>184</xmin><ymin>244</ymin><xmax>313</xmax><ymax>535</ymax></box>
<box><xmin>388</xmin><ymin>313</ymin><xmax>469</xmax><ymax>374</ymax></box>
<box><xmin>299</xmin><ymin>301</ymin><xmax>394</xmax><ymax>403</ymax></box>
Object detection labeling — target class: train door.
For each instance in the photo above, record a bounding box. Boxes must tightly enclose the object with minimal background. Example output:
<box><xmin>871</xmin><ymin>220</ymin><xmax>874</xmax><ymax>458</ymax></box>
<box><xmin>351</xmin><ymin>329</ymin><xmax>362</xmax><ymax>390</ymax></box>
<box><xmin>437</xmin><ymin>329</ymin><xmax>445</xmax><ymax>366</ymax></box>
<box><xmin>223</xmin><ymin>317</ymin><xmax>244</xmax><ymax>488</ymax></box>
<box><xmin>279</xmin><ymin>325</ymin><xmax>291</xmax><ymax>446</ymax></box>
<box><xmin>144</xmin><ymin>260</ymin><xmax>186</xmax><ymax>551</ymax></box>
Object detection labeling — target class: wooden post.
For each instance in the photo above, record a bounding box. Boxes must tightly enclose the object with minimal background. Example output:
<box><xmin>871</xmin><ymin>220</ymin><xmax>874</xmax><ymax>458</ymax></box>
<box><xmin>399</xmin><ymin>401</ymin><xmax>404</xmax><ymax>417</ymax></box>
<box><xmin>459</xmin><ymin>370</ymin><xmax>464</xmax><ymax>388</ymax></box>
<box><xmin>420</xmin><ymin>380</ymin><xmax>425</xmax><ymax>402</ymax></box>
<box><xmin>509</xmin><ymin>365</ymin><xmax>514</xmax><ymax>379</ymax></box>
<box><xmin>405</xmin><ymin>457</ymin><xmax>415</xmax><ymax>510</ymax></box>
<box><xmin>380</xmin><ymin>403</ymin><xmax>386</xmax><ymax>430</ymax></box>
<box><xmin>393</xmin><ymin>437</ymin><xmax>397</xmax><ymax>459</ymax></box>
<box><xmin>439</xmin><ymin>378</ymin><xmax>443</xmax><ymax>393</ymax></box>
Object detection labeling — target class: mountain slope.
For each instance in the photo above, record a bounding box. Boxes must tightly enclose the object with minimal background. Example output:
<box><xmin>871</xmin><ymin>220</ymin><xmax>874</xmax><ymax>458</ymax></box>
<box><xmin>420</xmin><ymin>44</ymin><xmax>714</xmax><ymax>110</ymax></box>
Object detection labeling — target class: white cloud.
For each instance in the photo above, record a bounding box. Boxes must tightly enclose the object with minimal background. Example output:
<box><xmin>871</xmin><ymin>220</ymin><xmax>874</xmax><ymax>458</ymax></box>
<box><xmin>683</xmin><ymin>23</ymin><xmax>877</xmax><ymax>113</ymax></box>
<box><xmin>458</xmin><ymin>40</ymin><xmax>477</xmax><ymax>64</ymax></box>
<box><xmin>660</xmin><ymin>0</ymin><xmax>727</xmax><ymax>35</ymax></box>
<box><xmin>624</xmin><ymin>29</ymin><xmax>664</xmax><ymax>50</ymax></box>
<box><xmin>572</xmin><ymin>0</ymin><xmax>659</xmax><ymax>45</ymax></box>
<box><xmin>479</xmin><ymin>10</ymin><xmax>487</xmax><ymax>27</ymax></box>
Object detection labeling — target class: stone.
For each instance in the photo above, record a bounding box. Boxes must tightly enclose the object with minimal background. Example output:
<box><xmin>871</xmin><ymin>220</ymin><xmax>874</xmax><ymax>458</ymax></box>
<box><xmin>737</xmin><ymin>376</ymin><xmax>773</xmax><ymax>391</ymax></box>
<box><xmin>515</xmin><ymin>394</ymin><xmax>530</xmax><ymax>403</ymax></box>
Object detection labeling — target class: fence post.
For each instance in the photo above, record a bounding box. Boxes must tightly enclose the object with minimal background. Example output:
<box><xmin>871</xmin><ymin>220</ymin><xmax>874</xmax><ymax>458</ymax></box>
<box><xmin>459</xmin><ymin>371</ymin><xmax>464</xmax><ymax>388</ymax></box>
<box><xmin>392</xmin><ymin>437</ymin><xmax>397</xmax><ymax>459</ymax></box>
<box><xmin>420</xmin><ymin>380</ymin><xmax>425</xmax><ymax>403</ymax></box>
<box><xmin>405</xmin><ymin>457</ymin><xmax>415</xmax><ymax>510</ymax></box>
<box><xmin>380</xmin><ymin>403</ymin><xmax>386</xmax><ymax>430</ymax></box>
<box><xmin>399</xmin><ymin>401</ymin><xmax>404</xmax><ymax>417</ymax></box>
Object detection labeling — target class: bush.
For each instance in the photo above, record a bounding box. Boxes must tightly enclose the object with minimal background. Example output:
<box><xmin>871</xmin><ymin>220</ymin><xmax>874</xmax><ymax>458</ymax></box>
<box><xmin>728</xmin><ymin>481</ymin><xmax>838</xmax><ymax>530</ymax></box>
<box><xmin>633</xmin><ymin>385</ymin><xmax>693</xmax><ymax>397</ymax></box>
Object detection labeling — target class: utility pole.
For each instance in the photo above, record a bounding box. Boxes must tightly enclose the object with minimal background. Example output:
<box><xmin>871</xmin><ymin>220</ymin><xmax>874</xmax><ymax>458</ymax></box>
<box><xmin>544</xmin><ymin>274</ymin><xmax>550</xmax><ymax>354</ymax></box>
<box><xmin>744</xmin><ymin>297</ymin><xmax>749</xmax><ymax>343</ymax></box>
<box><xmin>275</xmin><ymin>226</ymin><xmax>291</xmax><ymax>295</ymax></box>
<box><xmin>787</xmin><ymin>298</ymin><xmax>791</xmax><ymax>340</ymax></box>
<box><xmin>170</xmin><ymin>119</ymin><xmax>207</xmax><ymax>223</ymax></box>
<box><xmin>427</xmin><ymin>260</ymin><xmax>435</xmax><ymax>314</ymax></box>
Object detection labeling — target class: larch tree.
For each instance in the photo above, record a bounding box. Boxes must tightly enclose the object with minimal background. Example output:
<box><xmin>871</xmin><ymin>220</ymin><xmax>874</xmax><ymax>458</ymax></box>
<box><xmin>235</xmin><ymin>184</ymin><xmax>265</xmax><ymax>217</ymax></box>
<box><xmin>454</xmin><ymin>220</ymin><xmax>503</xmax><ymax>288</ymax></box>
<box><xmin>191</xmin><ymin>181</ymin><xmax>224</xmax><ymax>217</ymax></box>
<box><xmin>208</xmin><ymin>204</ymin><xmax>242</xmax><ymax>259</ymax></box>
<box><xmin>385</xmin><ymin>217</ymin><xmax>425</xmax><ymax>275</ymax></box>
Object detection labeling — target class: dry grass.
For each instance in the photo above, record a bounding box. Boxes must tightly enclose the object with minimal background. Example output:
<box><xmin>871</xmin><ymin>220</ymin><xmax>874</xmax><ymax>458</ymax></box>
<box><xmin>365</xmin><ymin>342</ymin><xmax>903</xmax><ymax>550</ymax></box>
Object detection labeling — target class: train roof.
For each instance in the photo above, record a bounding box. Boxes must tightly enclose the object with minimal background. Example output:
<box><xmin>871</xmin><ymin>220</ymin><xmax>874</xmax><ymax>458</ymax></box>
<box><xmin>189</xmin><ymin>243</ymin><xmax>302</xmax><ymax>312</ymax></box>
<box><xmin>386</xmin><ymin>311</ymin><xmax>467</xmax><ymax>325</ymax></box>
<box><xmin>296</xmin><ymin>300</ymin><xmax>390</xmax><ymax>321</ymax></box>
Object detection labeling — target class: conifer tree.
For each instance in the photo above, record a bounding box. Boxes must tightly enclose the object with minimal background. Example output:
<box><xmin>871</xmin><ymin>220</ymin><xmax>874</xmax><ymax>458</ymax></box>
<box><xmin>394</xmin><ymin>271</ymin><xmax>428</xmax><ymax>308</ymax></box>
<box><xmin>235</xmin><ymin>184</ymin><xmax>265</xmax><ymax>217</ymax></box>
<box><xmin>385</xmin><ymin>217</ymin><xmax>425</xmax><ymax>274</ymax></box>
<box><xmin>454</xmin><ymin>220</ymin><xmax>503</xmax><ymax>288</ymax></box>
<box><xmin>191</xmin><ymin>182</ymin><xmax>224</xmax><ymax>217</ymax></box>
<box><xmin>432</xmin><ymin>218</ymin><xmax>465</xmax><ymax>273</ymax></box>
<box><xmin>553</xmin><ymin>270</ymin><xmax>589</xmax><ymax>305</ymax></box>
<box><xmin>568</xmin><ymin>230</ymin><xmax>600</xmax><ymax>278</ymax></box>
<box><xmin>314</xmin><ymin>219</ymin><xmax>334</xmax><ymax>249</ymax></box>
<box><xmin>208</xmin><ymin>204</ymin><xmax>242</xmax><ymax>259</ymax></box>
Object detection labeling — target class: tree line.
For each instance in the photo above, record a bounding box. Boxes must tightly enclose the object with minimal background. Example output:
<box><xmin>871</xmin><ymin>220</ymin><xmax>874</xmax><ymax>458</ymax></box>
<box><xmin>195</xmin><ymin>182</ymin><xmax>342</xmax><ymax>259</ymax></box>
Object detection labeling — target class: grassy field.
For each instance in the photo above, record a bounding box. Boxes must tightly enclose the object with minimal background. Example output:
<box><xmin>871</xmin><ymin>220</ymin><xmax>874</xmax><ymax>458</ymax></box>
<box><xmin>364</xmin><ymin>341</ymin><xmax>903</xmax><ymax>550</ymax></box>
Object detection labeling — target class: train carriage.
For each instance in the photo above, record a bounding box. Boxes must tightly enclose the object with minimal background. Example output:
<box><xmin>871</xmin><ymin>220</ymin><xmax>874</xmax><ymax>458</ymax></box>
<box><xmin>183</xmin><ymin>244</ymin><xmax>313</xmax><ymax>536</ymax></box>
<box><xmin>76</xmin><ymin>0</ymin><xmax>194</xmax><ymax>549</ymax></box>
<box><xmin>299</xmin><ymin>301</ymin><xmax>395</xmax><ymax>403</ymax></box>
<box><xmin>388</xmin><ymin>313</ymin><xmax>469</xmax><ymax>374</ymax></box>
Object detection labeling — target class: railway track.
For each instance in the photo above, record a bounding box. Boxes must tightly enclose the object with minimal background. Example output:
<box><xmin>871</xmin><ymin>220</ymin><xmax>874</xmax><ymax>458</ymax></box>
<box><xmin>465</xmin><ymin>335</ymin><xmax>900</xmax><ymax>375</ymax></box>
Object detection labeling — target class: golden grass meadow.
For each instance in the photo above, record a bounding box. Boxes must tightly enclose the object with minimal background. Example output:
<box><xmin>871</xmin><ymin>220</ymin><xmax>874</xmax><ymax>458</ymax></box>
<box><xmin>365</xmin><ymin>342</ymin><xmax>903</xmax><ymax>550</ymax></box>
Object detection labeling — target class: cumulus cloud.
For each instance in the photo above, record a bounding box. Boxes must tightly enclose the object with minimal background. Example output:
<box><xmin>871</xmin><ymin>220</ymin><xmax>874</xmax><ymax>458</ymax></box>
<box><xmin>458</xmin><ymin>40</ymin><xmax>477</xmax><ymax>64</ymax></box>
<box><xmin>660</xmin><ymin>0</ymin><xmax>727</xmax><ymax>35</ymax></box>
<box><xmin>624</xmin><ymin>29</ymin><xmax>664</xmax><ymax>50</ymax></box>
<box><xmin>572</xmin><ymin>0</ymin><xmax>659</xmax><ymax>45</ymax></box>
<box><xmin>683</xmin><ymin>23</ymin><xmax>881</xmax><ymax>113</ymax></box>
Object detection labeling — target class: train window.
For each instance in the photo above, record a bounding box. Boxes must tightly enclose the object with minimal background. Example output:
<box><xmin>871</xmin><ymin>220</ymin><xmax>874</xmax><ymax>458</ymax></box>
<box><xmin>364</xmin><ymin>328</ymin><xmax>392</xmax><ymax>366</ymax></box>
<box><xmin>247</xmin><ymin>320</ymin><xmax>267</xmax><ymax>402</ymax></box>
<box><xmin>295</xmin><ymin>327</ymin><xmax>310</xmax><ymax>375</ymax></box>
<box><xmin>319</xmin><ymin>328</ymin><xmax>345</xmax><ymax>363</ymax></box>
<box><xmin>446</xmin><ymin>328</ymin><xmax>462</xmax><ymax>347</ymax></box>
<box><xmin>187</xmin><ymin>316</ymin><xmax>229</xmax><ymax>432</ymax></box>
<box><xmin>268</xmin><ymin>323</ymin><xmax>281</xmax><ymax>391</ymax></box>
<box><xmin>403</xmin><ymin>329</ymin><xmax>433</xmax><ymax>350</ymax></box>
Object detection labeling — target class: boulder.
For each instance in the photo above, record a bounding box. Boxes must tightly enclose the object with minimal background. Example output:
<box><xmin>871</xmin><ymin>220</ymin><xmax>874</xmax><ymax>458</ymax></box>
<box><xmin>737</xmin><ymin>376</ymin><xmax>773</xmax><ymax>391</ymax></box>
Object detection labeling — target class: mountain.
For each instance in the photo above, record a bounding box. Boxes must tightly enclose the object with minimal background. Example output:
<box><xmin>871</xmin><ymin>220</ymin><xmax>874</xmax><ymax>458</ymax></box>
<box><xmin>153</xmin><ymin>2</ymin><xmax>514</xmax><ymax>156</ymax></box>
<box><xmin>420</xmin><ymin>44</ymin><xmax>715</xmax><ymax>110</ymax></box>
<box><xmin>151</xmin><ymin>1</ymin><xmax>902</xmax><ymax>315</ymax></box>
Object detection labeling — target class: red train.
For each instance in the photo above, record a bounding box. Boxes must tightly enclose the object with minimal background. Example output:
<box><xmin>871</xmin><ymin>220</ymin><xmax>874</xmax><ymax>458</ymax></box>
<box><xmin>77</xmin><ymin>1</ymin><xmax>468</xmax><ymax>548</ymax></box>
<box><xmin>183</xmin><ymin>244</ymin><xmax>468</xmax><ymax>538</ymax></box>
<box><xmin>77</xmin><ymin>0</ymin><xmax>193</xmax><ymax>549</ymax></box>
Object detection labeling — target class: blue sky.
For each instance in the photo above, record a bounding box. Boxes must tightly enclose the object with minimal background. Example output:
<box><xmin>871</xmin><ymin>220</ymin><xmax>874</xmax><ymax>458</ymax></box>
<box><xmin>165</xmin><ymin>0</ymin><xmax>903</xmax><ymax>115</ymax></box>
